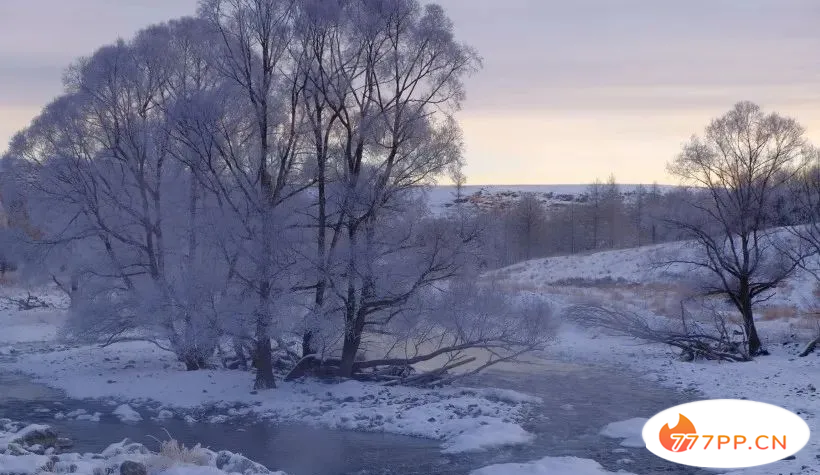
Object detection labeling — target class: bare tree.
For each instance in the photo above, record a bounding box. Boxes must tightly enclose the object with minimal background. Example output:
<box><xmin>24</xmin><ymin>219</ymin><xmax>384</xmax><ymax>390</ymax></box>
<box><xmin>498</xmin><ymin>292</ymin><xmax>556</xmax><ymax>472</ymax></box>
<box><xmin>632</xmin><ymin>183</ymin><xmax>646</xmax><ymax>246</ymax></box>
<box><xmin>789</xmin><ymin>150</ymin><xmax>820</xmax><ymax>264</ymax></box>
<box><xmin>507</xmin><ymin>193</ymin><xmax>548</xmax><ymax>261</ymax></box>
<box><xmin>667</xmin><ymin>101</ymin><xmax>809</xmax><ymax>356</ymax></box>
<box><xmin>787</xmin><ymin>149</ymin><xmax>820</xmax><ymax>356</ymax></box>
<box><xmin>601</xmin><ymin>174</ymin><xmax>624</xmax><ymax>249</ymax></box>
<box><xmin>582</xmin><ymin>179</ymin><xmax>603</xmax><ymax>250</ymax></box>
<box><xmin>299</xmin><ymin>0</ymin><xmax>480</xmax><ymax>378</ymax></box>
<box><xmin>198</xmin><ymin>0</ymin><xmax>309</xmax><ymax>389</ymax></box>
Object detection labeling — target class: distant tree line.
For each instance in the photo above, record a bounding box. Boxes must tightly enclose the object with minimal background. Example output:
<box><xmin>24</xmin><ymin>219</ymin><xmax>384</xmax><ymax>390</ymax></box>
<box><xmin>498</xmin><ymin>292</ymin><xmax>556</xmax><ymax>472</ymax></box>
<box><xmin>473</xmin><ymin>178</ymin><xmax>699</xmax><ymax>268</ymax></box>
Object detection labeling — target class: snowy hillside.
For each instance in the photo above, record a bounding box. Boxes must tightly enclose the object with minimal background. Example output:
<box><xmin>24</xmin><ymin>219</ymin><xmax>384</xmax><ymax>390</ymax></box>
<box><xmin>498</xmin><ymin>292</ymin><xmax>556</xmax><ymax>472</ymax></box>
<box><xmin>493</xmin><ymin>235</ymin><xmax>820</xmax><ymax>319</ymax></box>
<box><xmin>488</xmin><ymin>237</ymin><xmax>820</xmax><ymax>475</ymax></box>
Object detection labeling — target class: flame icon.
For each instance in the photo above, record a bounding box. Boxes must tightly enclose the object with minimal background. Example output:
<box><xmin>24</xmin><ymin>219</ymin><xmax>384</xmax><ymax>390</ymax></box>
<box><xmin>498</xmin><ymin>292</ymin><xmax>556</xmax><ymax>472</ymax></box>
<box><xmin>659</xmin><ymin>414</ymin><xmax>697</xmax><ymax>452</ymax></box>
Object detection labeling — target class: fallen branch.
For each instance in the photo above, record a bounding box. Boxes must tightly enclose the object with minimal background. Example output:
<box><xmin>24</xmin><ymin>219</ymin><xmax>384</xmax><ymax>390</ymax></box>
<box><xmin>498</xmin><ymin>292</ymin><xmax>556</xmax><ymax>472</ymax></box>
<box><xmin>381</xmin><ymin>356</ymin><xmax>477</xmax><ymax>387</ymax></box>
<box><xmin>568</xmin><ymin>305</ymin><xmax>750</xmax><ymax>362</ymax></box>
<box><xmin>3</xmin><ymin>292</ymin><xmax>49</xmax><ymax>310</ymax></box>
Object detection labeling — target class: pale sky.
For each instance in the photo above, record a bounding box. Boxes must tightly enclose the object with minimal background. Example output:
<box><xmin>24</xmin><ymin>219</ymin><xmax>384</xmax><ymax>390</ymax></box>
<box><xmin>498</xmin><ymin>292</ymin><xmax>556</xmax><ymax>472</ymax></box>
<box><xmin>1</xmin><ymin>0</ymin><xmax>818</xmax><ymax>185</ymax></box>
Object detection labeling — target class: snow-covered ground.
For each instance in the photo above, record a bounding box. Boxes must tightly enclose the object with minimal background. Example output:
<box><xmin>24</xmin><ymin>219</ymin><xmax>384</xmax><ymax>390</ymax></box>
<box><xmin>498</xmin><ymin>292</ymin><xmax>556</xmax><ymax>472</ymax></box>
<box><xmin>0</xmin><ymin>285</ymin><xmax>541</xmax><ymax>459</ymax></box>
<box><xmin>486</xmin><ymin>238</ymin><xmax>820</xmax><ymax>475</ymax></box>
<box><xmin>3</xmin><ymin>230</ymin><xmax>819</xmax><ymax>474</ymax></box>
<box><xmin>471</xmin><ymin>455</ymin><xmax>638</xmax><ymax>475</ymax></box>
<box><xmin>548</xmin><ymin>323</ymin><xmax>820</xmax><ymax>474</ymax></box>
<box><xmin>494</xmin><ymin>232</ymin><xmax>820</xmax><ymax>319</ymax></box>
<box><xmin>0</xmin><ymin>418</ymin><xmax>285</xmax><ymax>475</ymax></box>
<box><xmin>0</xmin><ymin>288</ymin><xmax>67</xmax><ymax>346</ymax></box>
<box><xmin>7</xmin><ymin>340</ymin><xmax>539</xmax><ymax>454</ymax></box>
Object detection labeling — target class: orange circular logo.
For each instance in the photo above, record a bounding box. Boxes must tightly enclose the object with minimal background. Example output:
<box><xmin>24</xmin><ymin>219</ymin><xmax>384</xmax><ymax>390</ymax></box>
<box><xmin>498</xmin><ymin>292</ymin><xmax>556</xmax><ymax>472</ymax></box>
<box><xmin>659</xmin><ymin>414</ymin><xmax>697</xmax><ymax>452</ymax></box>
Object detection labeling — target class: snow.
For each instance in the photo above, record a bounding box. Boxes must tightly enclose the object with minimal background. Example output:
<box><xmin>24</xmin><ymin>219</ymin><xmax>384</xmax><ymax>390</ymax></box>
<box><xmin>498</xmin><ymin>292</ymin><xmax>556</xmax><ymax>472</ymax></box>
<box><xmin>599</xmin><ymin>418</ymin><xmax>647</xmax><ymax>448</ymax></box>
<box><xmin>113</xmin><ymin>404</ymin><xmax>143</xmax><ymax>422</ymax></box>
<box><xmin>0</xmin><ymin>454</ymin><xmax>50</xmax><ymax>473</ymax></box>
<box><xmin>0</xmin><ymin>289</ymin><xmax>66</xmax><ymax>344</ymax></box>
<box><xmin>542</xmin><ymin>306</ymin><xmax>819</xmax><ymax>473</ymax></box>
<box><xmin>489</xmin><ymin>238</ymin><xmax>820</xmax><ymax>475</ymax></box>
<box><xmin>0</xmin><ymin>423</ymin><xmax>53</xmax><ymax>449</ymax></box>
<box><xmin>8</xmin><ymin>340</ymin><xmax>539</xmax><ymax>454</ymax></box>
<box><xmin>0</xmin><ymin>284</ymin><xmax>541</xmax><ymax>455</ymax></box>
<box><xmin>441</xmin><ymin>422</ymin><xmax>534</xmax><ymax>454</ymax></box>
<box><xmin>4</xmin><ymin>228</ymin><xmax>820</xmax><ymax>473</ymax></box>
<box><xmin>550</xmin><ymin>331</ymin><xmax>818</xmax><ymax>473</ymax></box>
<box><xmin>493</xmin><ymin>227</ymin><xmax>820</xmax><ymax>315</ymax></box>
<box><xmin>470</xmin><ymin>455</ymin><xmax>638</xmax><ymax>475</ymax></box>
<box><xmin>0</xmin><ymin>419</ymin><xmax>288</xmax><ymax>475</ymax></box>
<box><xmin>159</xmin><ymin>467</ymin><xmax>228</xmax><ymax>475</ymax></box>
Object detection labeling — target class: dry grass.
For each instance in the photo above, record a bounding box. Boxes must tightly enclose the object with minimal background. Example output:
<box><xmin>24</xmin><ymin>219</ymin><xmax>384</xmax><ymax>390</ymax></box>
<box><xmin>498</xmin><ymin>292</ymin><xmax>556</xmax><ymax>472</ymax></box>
<box><xmin>759</xmin><ymin>305</ymin><xmax>799</xmax><ymax>321</ymax></box>
<box><xmin>0</xmin><ymin>271</ymin><xmax>19</xmax><ymax>286</ymax></box>
<box><xmin>146</xmin><ymin>436</ymin><xmax>211</xmax><ymax>470</ymax></box>
<box><xmin>497</xmin><ymin>273</ymin><xmax>820</xmax><ymax>342</ymax></box>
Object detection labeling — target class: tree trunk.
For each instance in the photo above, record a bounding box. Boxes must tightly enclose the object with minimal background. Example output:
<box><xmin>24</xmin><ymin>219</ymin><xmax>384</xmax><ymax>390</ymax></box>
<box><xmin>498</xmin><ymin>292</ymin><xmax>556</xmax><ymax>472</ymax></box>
<box><xmin>183</xmin><ymin>354</ymin><xmax>207</xmax><ymax>371</ymax></box>
<box><xmin>738</xmin><ymin>281</ymin><xmax>763</xmax><ymax>356</ymax></box>
<box><xmin>302</xmin><ymin>330</ymin><xmax>315</xmax><ymax>357</ymax></box>
<box><xmin>742</xmin><ymin>307</ymin><xmax>763</xmax><ymax>356</ymax></box>
<box><xmin>253</xmin><ymin>283</ymin><xmax>276</xmax><ymax>389</ymax></box>
<box><xmin>339</xmin><ymin>327</ymin><xmax>361</xmax><ymax>378</ymax></box>
<box><xmin>253</xmin><ymin>327</ymin><xmax>276</xmax><ymax>389</ymax></box>
<box><xmin>339</xmin><ymin>311</ymin><xmax>364</xmax><ymax>378</ymax></box>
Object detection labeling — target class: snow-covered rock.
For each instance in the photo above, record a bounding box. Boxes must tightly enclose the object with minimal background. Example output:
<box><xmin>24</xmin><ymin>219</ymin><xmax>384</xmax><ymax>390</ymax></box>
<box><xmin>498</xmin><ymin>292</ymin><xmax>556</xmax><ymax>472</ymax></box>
<box><xmin>471</xmin><ymin>455</ymin><xmax>637</xmax><ymax>475</ymax></box>
<box><xmin>599</xmin><ymin>417</ymin><xmax>647</xmax><ymax>448</ymax></box>
<box><xmin>113</xmin><ymin>404</ymin><xmax>143</xmax><ymax>422</ymax></box>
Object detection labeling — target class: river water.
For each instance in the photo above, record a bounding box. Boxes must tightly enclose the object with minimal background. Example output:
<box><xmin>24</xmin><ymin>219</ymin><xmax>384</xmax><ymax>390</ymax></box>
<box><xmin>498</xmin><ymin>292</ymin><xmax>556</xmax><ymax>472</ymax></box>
<box><xmin>0</xmin><ymin>359</ymin><xmax>714</xmax><ymax>475</ymax></box>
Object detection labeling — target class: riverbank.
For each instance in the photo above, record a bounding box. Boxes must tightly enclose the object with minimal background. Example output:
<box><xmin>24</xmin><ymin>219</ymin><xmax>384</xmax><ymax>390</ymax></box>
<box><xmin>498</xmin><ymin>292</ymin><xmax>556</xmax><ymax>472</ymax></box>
<box><xmin>0</xmin><ymin>285</ymin><xmax>541</xmax><ymax>456</ymax></box>
<box><xmin>0</xmin><ymin>418</ymin><xmax>286</xmax><ymax>475</ymax></box>
<box><xmin>546</xmin><ymin>321</ymin><xmax>820</xmax><ymax>475</ymax></box>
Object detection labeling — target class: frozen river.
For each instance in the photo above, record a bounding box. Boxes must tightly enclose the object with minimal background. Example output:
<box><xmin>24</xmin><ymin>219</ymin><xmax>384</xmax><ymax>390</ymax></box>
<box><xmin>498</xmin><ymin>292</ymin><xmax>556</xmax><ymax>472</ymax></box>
<box><xmin>0</xmin><ymin>359</ymin><xmax>711</xmax><ymax>475</ymax></box>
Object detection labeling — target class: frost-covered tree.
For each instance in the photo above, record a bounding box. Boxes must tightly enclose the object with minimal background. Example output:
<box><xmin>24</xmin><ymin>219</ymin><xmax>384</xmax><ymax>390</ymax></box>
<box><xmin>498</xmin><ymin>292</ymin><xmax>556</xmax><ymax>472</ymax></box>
<box><xmin>283</xmin><ymin>0</ymin><xmax>484</xmax><ymax>377</ymax></box>
<box><xmin>3</xmin><ymin>20</ymin><xmax>244</xmax><ymax>370</ymax></box>
<box><xmin>668</xmin><ymin>101</ymin><xmax>809</xmax><ymax>356</ymax></box>
<box><xmin>1</xmin><ymin>0</ymin><xmax>556</xmax><ymax>388</ymax></box>
<box><xmin>196</xmin><ymin>0</ymin><xmax>313</xmax><ymax>388</ymax></box>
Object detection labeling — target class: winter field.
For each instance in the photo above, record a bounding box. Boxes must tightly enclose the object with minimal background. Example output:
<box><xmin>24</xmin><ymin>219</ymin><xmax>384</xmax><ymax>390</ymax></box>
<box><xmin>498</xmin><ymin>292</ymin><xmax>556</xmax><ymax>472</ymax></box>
<box><xmin>1</xmin><ymin>233</ymin><xmax>818</xmax><ymax>474</ymax></box>
<box><xmin>0</xmin><ymin>0</ymin><xmax>817</xmax><ymax>474</ymax></box>
<box><xmin>489</xmin><ymin>237</ymin><xmax>820</xmax><ymax>475</ymax></box>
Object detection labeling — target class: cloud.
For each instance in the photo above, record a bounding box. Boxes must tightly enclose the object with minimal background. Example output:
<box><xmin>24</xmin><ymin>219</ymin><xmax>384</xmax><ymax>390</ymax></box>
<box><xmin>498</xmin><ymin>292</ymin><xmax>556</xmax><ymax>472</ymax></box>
<box><xmin>438</xmin><ymin>0</ymin><xmax>820</xmax><ymax>113</ymax></box>
<box><xmin>0</xmin><ymin>0</ymin><xmax>818</xmax><ymax>181</ymax></box>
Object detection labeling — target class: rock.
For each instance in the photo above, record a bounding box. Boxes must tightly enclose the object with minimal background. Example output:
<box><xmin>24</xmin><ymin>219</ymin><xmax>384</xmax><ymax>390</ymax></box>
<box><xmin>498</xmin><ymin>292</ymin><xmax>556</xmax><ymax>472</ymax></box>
<box><xmin>5</xmin><ymin>442</ymin><xmax>31</xmax><ymax>455</ymax></box>
<box><xmin>112</xmin><ymin>404</ymin><xmax>142</xmax><ymax>423</ymax></box>
<box><xmin>11</xmin><ymin>424</ymin><xmax>58</xmax><ymax>448</ymax></box>
<box><xmin>215</xmin><ymin>450</ymin><xmax>272</xmax><ymax>474</ymax></box>
<box><xmin>119</xmin><ymin>460</ymin><xmax>147</xmax><ymax>475</ymax></box>
<box><xmin>56</xmin><ymin>437</ymin><xmax>74</xmax><ymax>449</ymax></box>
